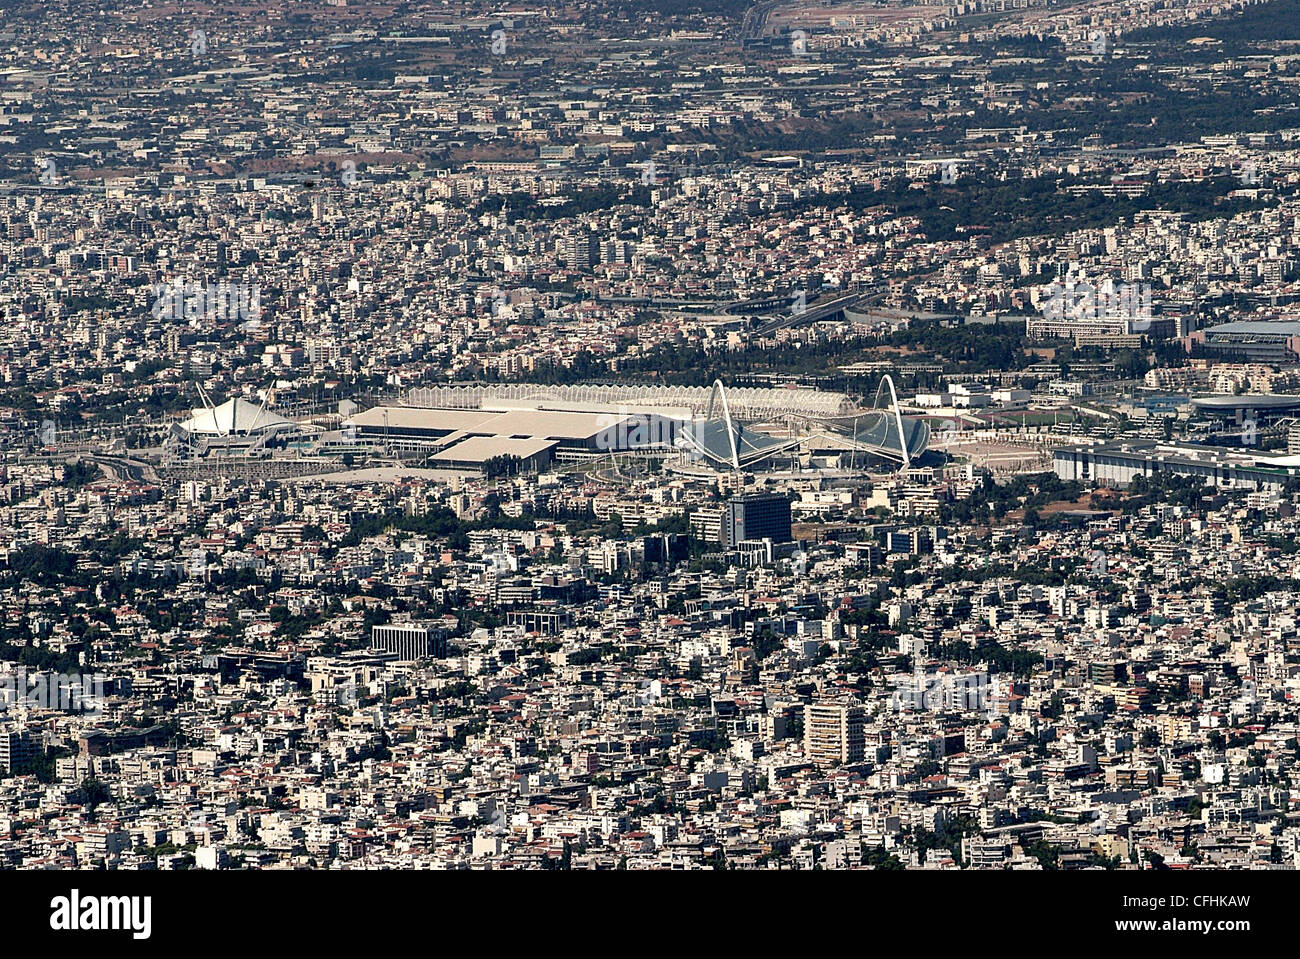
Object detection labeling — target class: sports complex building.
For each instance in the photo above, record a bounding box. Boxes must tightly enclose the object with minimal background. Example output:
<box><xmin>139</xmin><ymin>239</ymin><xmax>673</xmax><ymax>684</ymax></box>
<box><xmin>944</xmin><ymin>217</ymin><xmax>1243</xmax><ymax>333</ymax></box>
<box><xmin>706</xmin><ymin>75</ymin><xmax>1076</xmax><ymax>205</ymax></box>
<box><xmin>1054</xmin><ymin>439</ymin><xmax>1300</xmax><ymax>490</ymax></box>
<box><xmin>345</xmin><ymin>379</ymin><xmax>931</xmax><ymax>473</ymax></box>
<box><xmin>1186</xmin><ymin>321</ymin><xmax>1300</xmax><ymax>365</ymax></box>
<box><xmin>1188</xmin><ymin>393</ymin><xmax>1300</xmax><ymax>422</ymax></box>
<box><xmin>166</xmin><ymin>393</ymin><xmax>300</xmax><ymax>463</ymax></box>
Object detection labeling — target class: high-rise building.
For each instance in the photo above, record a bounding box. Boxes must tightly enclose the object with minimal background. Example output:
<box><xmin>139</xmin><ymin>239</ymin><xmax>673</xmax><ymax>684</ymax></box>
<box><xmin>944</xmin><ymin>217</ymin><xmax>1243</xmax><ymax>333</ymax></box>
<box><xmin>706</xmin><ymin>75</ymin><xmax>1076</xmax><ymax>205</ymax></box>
<box><xmin>643</xmin><ymin>533</ymin><xmax>689</xmax><ymax>565</ymax></box>
<box><xmin>599</xmin><ymin>239</ymin><xmax>633</xmax><ymax>264</ymax></box>
<box><xmin>723</xmin><ymin>493</ymin><xmax>792</xmax><ymax>548</ymax></box>
<box><xmin>371</xmin><ymin>623</ymin><xmax>447</xmax><ymax>661</ymax></box>
<box><xmin>0</xmin><ymin>726</ymin><xmax>35</xmax><ymax>773</ymax></box>
<box><xmin>886</xmin><ymin>527</ymin><xmax>933</xmax><ymax>555</ymax></box>
<box><xmin>804</xmin><ymin>699</ymin><xmax>866</xmax><ymax>766</ymax></box>
<box><xmin>689</xmin><ymin>507</ymin><xmax>723</xmax><ymax>544</ymax></box>
<box><xmin>563</xmin><ymin>233</ymin><xmax>599</xmax><ymax>271</ymax></box>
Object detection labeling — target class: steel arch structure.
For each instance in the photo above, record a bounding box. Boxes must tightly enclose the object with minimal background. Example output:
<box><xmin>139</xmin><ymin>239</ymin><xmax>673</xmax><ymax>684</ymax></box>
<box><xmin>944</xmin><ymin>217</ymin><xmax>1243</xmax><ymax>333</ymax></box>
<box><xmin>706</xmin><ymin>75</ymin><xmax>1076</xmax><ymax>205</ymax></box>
<box><xmin>811</xmin><ymin>374</ymin><xmax>929</xmax><ymax>466</ymax></box>
<box><xmin>873</xmin><ymin>374</ymin><xmax>912</xmax><ymax>468</ymax></box>
<box><xmin>705</xmin><ymin>379</ymin><xmax>741</xmax><ymax>470</ymax></box>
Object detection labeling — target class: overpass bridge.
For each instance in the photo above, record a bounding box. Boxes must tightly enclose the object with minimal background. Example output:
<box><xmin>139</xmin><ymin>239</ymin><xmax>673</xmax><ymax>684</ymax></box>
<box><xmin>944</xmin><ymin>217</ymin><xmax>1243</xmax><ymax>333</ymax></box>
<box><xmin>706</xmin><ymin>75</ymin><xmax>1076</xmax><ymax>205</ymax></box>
<box><xmin>753</xmin><ymin>288</ymin><xmax>887</xmax><ymax>336</ymax></box>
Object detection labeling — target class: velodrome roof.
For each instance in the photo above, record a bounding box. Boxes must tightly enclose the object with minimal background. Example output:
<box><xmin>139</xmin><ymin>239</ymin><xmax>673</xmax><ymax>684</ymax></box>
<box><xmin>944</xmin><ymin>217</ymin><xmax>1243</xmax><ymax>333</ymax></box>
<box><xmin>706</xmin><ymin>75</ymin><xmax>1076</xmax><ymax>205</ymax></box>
<box><xmin>1190</xmin><ymin>394</ymin><xmax>1300</xmax><ymax>411</ymax></box>
<box><xmin>1200</xmin><ymin>321</ymin><xmax>1300</xmax><ymax>336</ymax></box>
<box><xmin>824</xmin><ymin>410</ymin><xmax>931</xmax><ymax>461</ymax></box>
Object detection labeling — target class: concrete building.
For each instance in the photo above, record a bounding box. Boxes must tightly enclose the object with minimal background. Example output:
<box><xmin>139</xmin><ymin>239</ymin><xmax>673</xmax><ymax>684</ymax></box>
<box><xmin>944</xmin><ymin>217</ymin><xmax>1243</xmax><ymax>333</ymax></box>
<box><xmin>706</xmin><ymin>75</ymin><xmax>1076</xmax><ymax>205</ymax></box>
<box><xmin>371</xmin><ymin>623</ymin><xmax>447</xmax><ymax>661</ymax></box>
<box><xmin>1053</xmin><ymin>440</ymin><xmax>1300</xmax><ymax>489</ymax></box>
<box><xmin>1186</xmin><ymin>321</ymin><xmax>1300</xmax><ymax>365</ymax></box>
<box><xmin>804</xmin><ymin>699</ymin><xmax>866</xmax><ymax>766</ymax></box>
<box><xmin>0</xmin><ymin>727</ymin><xmax>35</xmax><ymax>773</ymax></box>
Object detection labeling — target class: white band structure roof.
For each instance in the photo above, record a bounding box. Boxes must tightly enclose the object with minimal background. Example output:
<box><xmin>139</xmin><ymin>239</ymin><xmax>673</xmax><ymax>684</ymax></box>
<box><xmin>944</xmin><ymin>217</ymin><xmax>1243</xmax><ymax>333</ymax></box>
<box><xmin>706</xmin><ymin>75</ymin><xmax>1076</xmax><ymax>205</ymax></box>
<box><xmin>406</xmin><ymin>383</ymin><xmax>857</xmax><ymax>420</ymax></box>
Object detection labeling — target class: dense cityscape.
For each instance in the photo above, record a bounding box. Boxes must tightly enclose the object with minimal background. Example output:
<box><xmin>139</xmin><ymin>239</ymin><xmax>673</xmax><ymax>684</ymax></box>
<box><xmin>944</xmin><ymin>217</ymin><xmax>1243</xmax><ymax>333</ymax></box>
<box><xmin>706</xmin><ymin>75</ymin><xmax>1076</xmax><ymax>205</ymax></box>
<box><xmin>0</xmin><ymin>0</ymin><xmax>1299</xmax><ymax>884</ymax></box>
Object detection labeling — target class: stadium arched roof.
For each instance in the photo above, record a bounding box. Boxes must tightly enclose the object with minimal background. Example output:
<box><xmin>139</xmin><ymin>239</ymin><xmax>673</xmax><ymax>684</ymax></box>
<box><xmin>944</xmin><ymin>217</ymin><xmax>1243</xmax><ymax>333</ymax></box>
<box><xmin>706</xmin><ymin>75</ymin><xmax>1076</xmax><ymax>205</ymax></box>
<box><xmin>821</xmin><ymin>411</ymin><xmax>931</xmax><ymax>464</ymax></box>
<box><xmin>680</xmin><ymin>418</ymin><xmax>803</xmax><ymax>470</ymax></box>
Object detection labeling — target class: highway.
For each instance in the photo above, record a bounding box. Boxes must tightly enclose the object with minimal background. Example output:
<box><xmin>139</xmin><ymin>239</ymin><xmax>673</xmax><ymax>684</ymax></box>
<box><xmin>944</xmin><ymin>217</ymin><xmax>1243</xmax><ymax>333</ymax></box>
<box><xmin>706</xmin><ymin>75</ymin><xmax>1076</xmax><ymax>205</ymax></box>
<box><xmin>741</xmin><ymin>0</ymin><xmax>787</xmax><ymax>40</ymax></box>
<box><xmin>91</xmin><ymin>454</ymin><xmax>158</xmax><ymax>484</ymax></box>
<box><xmin>753</xmin><ymin>286</ymin><xmax>888</xmax><ymax>335</ymax></box>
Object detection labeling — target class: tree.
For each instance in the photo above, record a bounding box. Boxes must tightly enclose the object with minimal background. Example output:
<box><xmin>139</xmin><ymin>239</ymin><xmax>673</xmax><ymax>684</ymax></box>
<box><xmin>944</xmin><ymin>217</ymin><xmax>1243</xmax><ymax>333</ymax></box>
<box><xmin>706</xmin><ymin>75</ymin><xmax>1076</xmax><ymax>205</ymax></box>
<box><xmin>80</xmin><ymin>777</ymin><xmax>112</xmax><ymax>813</ymax></box>
<box><xmin>1089</xmin><ymin>850</ymin><xmax>1121</xmax><ymax>870</ymax></box>
<box><xmin>484</xmin><ymin>454</ymin><xmax>522</xmax><ymax>479</ymax></box>
<box><xmin>1024</xmin><ymin>839</ymin><xmax>1059</xmax><ymax>870</ymax></box>
<box><xmin>862</xmin><ymin>845</ymin><xmax>905</xmax><ymax>870</ymax></box>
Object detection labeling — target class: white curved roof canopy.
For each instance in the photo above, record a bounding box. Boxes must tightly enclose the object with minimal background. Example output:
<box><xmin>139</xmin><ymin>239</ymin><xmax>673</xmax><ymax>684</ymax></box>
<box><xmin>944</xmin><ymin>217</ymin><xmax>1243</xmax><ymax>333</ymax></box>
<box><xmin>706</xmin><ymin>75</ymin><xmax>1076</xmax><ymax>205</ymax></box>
<box><xmin>179</xmin><ymin>398</ymin><xmax>295</xmax><ymax>436</ymax></box>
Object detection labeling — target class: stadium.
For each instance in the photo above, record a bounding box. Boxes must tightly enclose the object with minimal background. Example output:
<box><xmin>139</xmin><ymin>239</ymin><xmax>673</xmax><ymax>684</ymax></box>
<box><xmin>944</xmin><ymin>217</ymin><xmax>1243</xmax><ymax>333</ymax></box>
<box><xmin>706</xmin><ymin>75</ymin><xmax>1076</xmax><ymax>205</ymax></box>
<box><xmin>346</xmin><ymin>378</ymin><xmax>931</xmax><ymax>474</ymax></box>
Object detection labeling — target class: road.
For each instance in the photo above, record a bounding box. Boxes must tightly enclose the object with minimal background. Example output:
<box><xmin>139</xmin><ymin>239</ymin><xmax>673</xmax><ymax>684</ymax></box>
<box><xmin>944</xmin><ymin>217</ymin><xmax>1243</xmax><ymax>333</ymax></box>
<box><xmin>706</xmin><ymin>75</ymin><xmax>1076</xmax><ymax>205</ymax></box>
<box><xmin>741</xmin><ymin>0</ymin><xmax>787</xmax><ymax>39</ymax></box>
<box><xmin>754</xmin><ymin>287</ymin><xmax>888</xmax><ymax>335</ymax></box>
<box><xmin>92</xmin><ymin>454</ymin><xmax>157</xmax><ymax>484</ymax></box>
